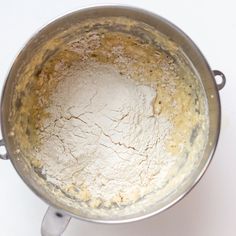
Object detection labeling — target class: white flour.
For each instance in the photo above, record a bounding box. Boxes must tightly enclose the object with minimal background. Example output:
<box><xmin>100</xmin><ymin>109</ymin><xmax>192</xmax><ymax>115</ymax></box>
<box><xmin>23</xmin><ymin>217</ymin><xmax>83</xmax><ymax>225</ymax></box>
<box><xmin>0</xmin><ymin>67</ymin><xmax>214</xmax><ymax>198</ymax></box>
<box><xmin>37</xmin><ymin>63</ymin><xmax>176</xmax><ymax>207</ymax></box>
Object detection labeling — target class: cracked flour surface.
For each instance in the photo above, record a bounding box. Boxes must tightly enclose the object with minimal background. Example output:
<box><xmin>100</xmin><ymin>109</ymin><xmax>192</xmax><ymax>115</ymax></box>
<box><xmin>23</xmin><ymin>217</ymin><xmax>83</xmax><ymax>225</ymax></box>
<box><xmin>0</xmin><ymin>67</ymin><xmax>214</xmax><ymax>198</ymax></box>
<box><xmin>36</xmin><ymin>63</ymin><xmax>175</xmax><ymax>208</ymax></box>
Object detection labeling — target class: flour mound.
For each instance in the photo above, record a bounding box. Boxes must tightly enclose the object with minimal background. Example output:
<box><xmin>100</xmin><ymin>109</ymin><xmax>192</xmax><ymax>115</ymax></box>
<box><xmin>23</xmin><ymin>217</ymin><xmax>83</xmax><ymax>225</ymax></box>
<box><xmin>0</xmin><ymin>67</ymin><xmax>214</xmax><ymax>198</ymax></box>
<box><xmin>37</xmin><ymin>64</ymin><xmax>173</xmax><ymax>208</ymax></box>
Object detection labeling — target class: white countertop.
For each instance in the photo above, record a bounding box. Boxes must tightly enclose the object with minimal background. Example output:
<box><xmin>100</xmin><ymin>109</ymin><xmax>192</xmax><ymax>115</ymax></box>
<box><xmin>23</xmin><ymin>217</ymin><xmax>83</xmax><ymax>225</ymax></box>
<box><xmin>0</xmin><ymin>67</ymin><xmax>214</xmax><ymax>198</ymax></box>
<box><xmin>0</xmin><ymin>1</ymin><xmax>235</xmax><ymax>235</ymax></box>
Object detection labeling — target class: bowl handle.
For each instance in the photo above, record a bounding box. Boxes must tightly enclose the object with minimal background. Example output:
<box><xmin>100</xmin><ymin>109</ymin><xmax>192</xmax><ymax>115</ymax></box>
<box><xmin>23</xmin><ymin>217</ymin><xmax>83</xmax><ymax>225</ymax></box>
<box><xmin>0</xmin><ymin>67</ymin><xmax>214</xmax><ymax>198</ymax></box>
<box><xmin>213</xmin><ymin>70</ymin><xmax>226</xmax><ymax>90</ymax></box>
<box><xmin>0</xmin><ymin>139</ymin><xmax>8</xmax><ymax>160</ymax></box>
<box><xmin>41</xmin><ymin>207</ymin><xmax>71</xmax><ymax>236</ymax></box>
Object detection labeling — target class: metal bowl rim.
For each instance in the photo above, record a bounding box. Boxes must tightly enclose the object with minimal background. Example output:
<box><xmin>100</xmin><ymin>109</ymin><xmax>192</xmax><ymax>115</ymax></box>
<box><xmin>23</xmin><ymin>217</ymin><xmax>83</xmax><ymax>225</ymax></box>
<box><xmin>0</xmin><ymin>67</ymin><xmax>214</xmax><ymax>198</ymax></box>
<box><xmin>0</xmin><ymin>4</ymin><xmax>221</xmax><ymax>224</ymax></box>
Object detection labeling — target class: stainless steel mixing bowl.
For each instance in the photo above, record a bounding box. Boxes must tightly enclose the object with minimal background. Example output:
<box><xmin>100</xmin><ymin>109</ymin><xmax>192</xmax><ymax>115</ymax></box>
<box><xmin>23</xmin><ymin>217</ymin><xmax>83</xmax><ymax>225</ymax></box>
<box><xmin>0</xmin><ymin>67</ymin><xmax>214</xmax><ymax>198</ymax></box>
<box><xmin>0</xmin><ymin>5</ymin><xmax>226</xmax><ymax>236</ymax></box>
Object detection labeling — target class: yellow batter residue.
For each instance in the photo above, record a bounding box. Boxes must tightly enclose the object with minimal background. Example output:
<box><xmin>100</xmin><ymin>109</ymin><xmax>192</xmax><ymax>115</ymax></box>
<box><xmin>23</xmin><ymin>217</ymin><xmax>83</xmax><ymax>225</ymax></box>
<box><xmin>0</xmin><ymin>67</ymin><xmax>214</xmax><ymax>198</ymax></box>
<box><xmin>8</xmin><ymin>17</ymin><xmax>208</xmax><ymax>214</ymax></box>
